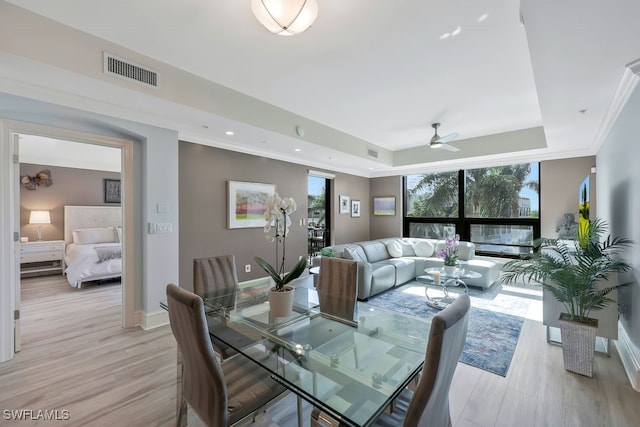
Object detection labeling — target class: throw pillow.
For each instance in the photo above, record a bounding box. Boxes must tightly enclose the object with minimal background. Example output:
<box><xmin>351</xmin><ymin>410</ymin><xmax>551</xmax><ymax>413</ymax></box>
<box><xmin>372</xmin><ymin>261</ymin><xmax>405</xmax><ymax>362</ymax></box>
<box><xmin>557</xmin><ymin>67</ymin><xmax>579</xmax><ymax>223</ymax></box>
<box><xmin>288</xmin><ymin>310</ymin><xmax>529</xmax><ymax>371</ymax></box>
<box><xmin>386</xmin><ymin>241</ymin><xmax>403</xmax><ymax>258</ymax></box>
<box><xmin>457</xmin><ymin>241</ymin><xmax>475</xmax><ymax>260</ymax></box>
<box><xmin>413</xmin><ymin>240</ymin><xmax>435</xmax><ymax>257</ymax></box>
<box><xmin>73</xmin><ymin>227</ymin><xmax>116</xmax><ymax>245</ymax></box>
<box><xmin>94</xmin><ymin>246</ymin><xmax>122</xmax><ymax>263</ymax></box>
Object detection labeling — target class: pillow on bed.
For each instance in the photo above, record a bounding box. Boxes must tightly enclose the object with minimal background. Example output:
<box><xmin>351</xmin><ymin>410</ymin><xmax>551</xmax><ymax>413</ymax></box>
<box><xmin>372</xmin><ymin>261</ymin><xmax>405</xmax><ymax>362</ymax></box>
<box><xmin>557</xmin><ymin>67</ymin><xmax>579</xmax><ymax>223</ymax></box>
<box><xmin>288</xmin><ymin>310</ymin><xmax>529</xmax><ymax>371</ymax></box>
<box><xmin>72</xmin><ymin>227</ymin><xmax>116</xmax><ymax>245</ymax></box>
<box><xmin>95</xmin><ymin>246</ymin><xmax>122</xmax><ymax>263</ymax></box>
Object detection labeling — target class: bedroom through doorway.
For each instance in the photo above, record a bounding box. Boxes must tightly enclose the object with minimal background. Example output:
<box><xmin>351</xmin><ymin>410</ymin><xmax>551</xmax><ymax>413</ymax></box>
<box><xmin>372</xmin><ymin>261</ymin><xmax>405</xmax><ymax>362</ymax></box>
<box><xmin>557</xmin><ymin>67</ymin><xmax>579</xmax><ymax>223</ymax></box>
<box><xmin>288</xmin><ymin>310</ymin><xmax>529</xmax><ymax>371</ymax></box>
<box><xmin>16</xmin><ymin>134</ymin><xmax>123</xmax><ymax>351</ymax></box>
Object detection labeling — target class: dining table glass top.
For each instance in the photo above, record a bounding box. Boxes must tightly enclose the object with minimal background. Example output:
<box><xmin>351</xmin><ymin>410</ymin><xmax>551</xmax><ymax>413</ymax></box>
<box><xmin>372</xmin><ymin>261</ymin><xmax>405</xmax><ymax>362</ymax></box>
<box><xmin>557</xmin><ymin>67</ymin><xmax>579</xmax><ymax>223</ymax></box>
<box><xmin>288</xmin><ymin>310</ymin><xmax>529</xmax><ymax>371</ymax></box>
<box><xmin>162</xmin><ymin>282</ymin><xmax>431</xmax><ymax>427</ymax></box>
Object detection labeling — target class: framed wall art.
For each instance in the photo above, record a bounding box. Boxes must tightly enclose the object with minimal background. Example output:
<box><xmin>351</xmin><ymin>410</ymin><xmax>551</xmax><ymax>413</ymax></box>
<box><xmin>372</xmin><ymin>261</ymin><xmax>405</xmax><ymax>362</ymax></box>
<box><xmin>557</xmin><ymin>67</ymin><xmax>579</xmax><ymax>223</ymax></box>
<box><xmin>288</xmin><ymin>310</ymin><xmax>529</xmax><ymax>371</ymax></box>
<box><xmin>227</xmin><ymin>181</ymin><xmax>275</xmax><ymax>229</ymax></box>
<box><xmin>339</xmin><ymin>194</ymin><xmax>350</xmax><ymax>214</ymax></box>
<box><xmin>104</xmin><ymin>179</ymin><xmax>121</xmax><ymax>204</ymax></box>
<box><xmin>351</xmin><ymin>200</ymin><xmax>361</xmax><ymax>217</ymax></box>
<box><xmin>373</xmin><ymin>196</ymin><xmax>396</xmax><ymax>216</ymax></box>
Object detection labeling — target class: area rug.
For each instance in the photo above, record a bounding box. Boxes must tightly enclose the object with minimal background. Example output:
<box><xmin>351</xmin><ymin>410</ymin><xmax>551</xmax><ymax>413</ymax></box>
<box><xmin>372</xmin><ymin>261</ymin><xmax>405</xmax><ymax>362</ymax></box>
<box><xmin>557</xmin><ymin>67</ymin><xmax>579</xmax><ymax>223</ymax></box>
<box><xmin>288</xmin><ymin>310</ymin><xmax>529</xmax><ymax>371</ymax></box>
<box><xmin>367</xmin><ymin>283</ymin><xmax>525</xmax><ymax>376</ymax></box>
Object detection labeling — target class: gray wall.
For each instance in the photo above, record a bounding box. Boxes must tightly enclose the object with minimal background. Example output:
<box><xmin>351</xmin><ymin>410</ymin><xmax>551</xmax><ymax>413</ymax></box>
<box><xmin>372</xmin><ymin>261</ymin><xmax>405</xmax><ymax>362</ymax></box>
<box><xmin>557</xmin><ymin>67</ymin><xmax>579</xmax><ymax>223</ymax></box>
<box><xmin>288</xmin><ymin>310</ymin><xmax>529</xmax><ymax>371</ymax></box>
<box><xmin>370</xmin><ymin>176</ymin><xmax>403</xmax><ymax>239</ymax></box>
<box><xmin>540</xmin><ymin>156</ymin><xmax>596</xmax><ymax>238</ymax></box>
<box><xmin>178</xmin><ymin>142</ymin><xmax>371</xmax><ymax>291</ymax></box>
<box><xmin>597</xmin><ymin>85</ymin><xmax>640</xmax><ymax>353</ymax></box>
<box><xmin>332</xmin><ymin>173</ymin><xmax>370</xmax><ymax>245</ymax></box>
<box><xmin>20</xmin><ymin>163</ymin><xmax>120</xmax><ymax>241</ymax></box>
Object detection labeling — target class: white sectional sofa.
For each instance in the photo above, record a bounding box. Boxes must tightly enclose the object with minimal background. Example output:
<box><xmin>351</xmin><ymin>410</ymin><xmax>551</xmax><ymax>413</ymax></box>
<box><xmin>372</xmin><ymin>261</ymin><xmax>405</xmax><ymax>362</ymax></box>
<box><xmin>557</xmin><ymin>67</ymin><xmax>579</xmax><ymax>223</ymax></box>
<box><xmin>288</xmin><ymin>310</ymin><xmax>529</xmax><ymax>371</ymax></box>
<box><xmin>315</xmin><ymin>237</ymin><xmax>501</xmax><ymax>300</ymax></box>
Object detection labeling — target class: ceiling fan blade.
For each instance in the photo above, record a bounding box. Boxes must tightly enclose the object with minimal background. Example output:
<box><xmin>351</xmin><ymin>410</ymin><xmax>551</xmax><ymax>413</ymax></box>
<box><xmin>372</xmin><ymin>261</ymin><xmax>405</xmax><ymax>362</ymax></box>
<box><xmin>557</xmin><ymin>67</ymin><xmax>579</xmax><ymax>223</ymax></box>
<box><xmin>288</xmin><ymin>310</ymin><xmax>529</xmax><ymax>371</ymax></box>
<box><xmin>439</xmin><ymin>143</ymin><xmax>460</xmax><ymax>152</ymax></box>
<box><xmin>438</xmin><ymin>132</ymin><xmax>459</xmax><ymax>144</ymax></box>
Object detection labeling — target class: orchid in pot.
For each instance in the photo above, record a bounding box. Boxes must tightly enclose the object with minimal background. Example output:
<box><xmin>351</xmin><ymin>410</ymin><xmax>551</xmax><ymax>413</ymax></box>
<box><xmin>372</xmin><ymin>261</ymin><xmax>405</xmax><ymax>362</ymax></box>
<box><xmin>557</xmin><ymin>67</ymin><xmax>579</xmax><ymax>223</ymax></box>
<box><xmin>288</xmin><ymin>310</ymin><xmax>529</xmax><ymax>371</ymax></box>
<box><xmin>254</xmin><ymin>193</ymin><xmax>307</xmax><ymax>315</ymax></box>
<box><xmin>439</xmin><ymin>235</ymin><xmax>460</xmax><ymax>273</ymax></box>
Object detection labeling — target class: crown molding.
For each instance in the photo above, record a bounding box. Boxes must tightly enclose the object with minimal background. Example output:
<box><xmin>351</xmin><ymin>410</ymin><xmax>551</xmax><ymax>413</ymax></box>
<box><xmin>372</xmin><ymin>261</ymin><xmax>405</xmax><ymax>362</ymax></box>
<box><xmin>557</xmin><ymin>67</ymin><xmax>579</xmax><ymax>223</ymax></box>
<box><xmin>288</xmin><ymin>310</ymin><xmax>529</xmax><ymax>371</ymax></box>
<box><xmin>592</xmin><ymin>58</ymin><xmax>640</xmax><ymax>152</ymax></box>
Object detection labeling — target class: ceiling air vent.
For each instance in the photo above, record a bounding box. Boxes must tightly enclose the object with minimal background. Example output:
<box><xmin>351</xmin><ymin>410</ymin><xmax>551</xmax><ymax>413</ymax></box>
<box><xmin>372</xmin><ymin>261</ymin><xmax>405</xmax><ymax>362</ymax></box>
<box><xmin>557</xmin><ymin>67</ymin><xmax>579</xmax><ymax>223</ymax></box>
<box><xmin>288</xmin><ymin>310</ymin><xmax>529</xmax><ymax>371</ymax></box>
<box><xmin>103</xmin><ymin>52</ymin><xmax>159</xmax><ymax>88</ymax></box>
<box><xmin>367</xmin><ymin>149</ymin><xmax>379</xmax><ymax>159</ymax></box>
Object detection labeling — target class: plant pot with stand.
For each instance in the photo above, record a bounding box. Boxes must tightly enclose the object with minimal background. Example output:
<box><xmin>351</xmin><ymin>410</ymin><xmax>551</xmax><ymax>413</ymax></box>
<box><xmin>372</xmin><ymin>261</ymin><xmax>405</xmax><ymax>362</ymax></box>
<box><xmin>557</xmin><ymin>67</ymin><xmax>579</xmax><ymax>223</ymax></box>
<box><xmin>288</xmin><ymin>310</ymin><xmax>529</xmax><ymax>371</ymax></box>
<box><xmin>500</xmin><ymin>218</ymin><xmax>633</xmax><ymax>377</ymax></box>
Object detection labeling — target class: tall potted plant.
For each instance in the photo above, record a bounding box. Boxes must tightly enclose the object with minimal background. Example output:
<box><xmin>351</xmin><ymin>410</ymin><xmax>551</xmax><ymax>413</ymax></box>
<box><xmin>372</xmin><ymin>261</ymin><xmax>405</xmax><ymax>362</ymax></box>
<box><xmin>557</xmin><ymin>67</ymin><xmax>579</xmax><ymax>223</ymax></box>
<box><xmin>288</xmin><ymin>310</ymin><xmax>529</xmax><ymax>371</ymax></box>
<box><xmin>500</xmin><ymin>218</ymin><xmax>633</xmax><ymax>376</ymax></box>
<box><xmin>255</xmin><ymin>192</ymin><xmax>307</xmax><ymax>317</ymax></box>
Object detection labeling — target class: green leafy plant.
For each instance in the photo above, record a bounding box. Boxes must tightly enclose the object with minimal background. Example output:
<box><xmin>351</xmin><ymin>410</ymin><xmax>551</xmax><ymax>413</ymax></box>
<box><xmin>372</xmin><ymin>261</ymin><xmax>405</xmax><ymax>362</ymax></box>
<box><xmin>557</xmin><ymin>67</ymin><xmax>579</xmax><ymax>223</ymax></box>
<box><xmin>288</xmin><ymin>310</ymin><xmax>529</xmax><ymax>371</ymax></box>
<box><xmin>500</xmin><ymin>218</ymin><xmax>633</xmax><ymax>323</ymax></box>
<box><xmin>320</xmin><ymin>247</ymin><xmax>339</xmax><ymax>258</ymax></box>
<box><xmin>255</xmin><ymin>192</ymin><xmax>308</xmax><ymax>291</ymax></box>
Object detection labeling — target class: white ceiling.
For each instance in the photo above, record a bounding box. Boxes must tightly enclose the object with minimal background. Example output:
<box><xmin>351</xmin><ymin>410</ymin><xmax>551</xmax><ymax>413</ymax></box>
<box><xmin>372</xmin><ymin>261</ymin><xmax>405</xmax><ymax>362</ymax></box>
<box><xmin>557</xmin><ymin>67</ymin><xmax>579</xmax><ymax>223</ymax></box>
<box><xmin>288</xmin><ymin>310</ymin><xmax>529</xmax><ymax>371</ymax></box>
<box><xmin>19</xmin><ymin>135</ymin><xmax>121</xmax><ymax>172</ymax></box>
<box><xmin>3</xmin><ymin>0</ymin><xmax>640</xmax><ymax>177</ymax></box>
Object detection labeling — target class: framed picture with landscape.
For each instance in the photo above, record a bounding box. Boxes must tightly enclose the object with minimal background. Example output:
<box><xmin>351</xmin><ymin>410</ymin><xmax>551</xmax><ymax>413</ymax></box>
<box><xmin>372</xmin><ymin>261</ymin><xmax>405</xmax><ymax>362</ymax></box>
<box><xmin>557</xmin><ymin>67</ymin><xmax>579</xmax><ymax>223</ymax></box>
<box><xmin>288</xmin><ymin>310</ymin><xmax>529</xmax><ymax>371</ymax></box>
<box><xmin>373</xmin><ymin>196</ymin><xmax>396</xmax><ymax>216</ymax></box>
<box><xmin>227</xmin><ymin>181</ymin><xmax>275</xmax><ymax>229</ymax></box>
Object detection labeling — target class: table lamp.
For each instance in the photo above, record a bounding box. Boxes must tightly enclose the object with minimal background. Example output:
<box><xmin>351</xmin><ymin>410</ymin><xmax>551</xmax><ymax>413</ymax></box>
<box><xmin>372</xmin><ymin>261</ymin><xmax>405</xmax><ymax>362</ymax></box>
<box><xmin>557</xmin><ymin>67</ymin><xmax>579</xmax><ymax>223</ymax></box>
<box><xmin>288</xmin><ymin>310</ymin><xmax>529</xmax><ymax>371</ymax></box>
<box><xmin>29</xmin><ymin>210</ymin><xmax>50</xmax><ymax>241</ymax></box>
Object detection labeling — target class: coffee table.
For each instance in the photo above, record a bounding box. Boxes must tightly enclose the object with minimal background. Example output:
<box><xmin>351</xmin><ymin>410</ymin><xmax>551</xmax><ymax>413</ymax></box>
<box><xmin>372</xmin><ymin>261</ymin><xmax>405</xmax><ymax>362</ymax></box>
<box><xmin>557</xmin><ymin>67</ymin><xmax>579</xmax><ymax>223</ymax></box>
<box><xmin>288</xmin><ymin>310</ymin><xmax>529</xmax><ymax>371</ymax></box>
<box><xmin>417</xmin><ymin>268</ymin><xmax>481</xmax><ymax>310</ymax></box>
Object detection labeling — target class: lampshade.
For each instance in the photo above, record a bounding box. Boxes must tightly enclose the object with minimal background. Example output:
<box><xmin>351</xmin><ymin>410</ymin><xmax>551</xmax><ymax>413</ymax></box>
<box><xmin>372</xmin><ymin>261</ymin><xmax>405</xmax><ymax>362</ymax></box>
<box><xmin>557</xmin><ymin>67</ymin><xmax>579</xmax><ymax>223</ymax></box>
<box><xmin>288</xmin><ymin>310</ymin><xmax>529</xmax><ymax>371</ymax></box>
<box><xmin>29</xmin><ymin>210</ymin><xmax>51</xmax><ymax>225</ymax></box>
<box><xmin>251</xmin><ymin>0</ymin><xmax>318</xmax><ymax>36</ymax></box>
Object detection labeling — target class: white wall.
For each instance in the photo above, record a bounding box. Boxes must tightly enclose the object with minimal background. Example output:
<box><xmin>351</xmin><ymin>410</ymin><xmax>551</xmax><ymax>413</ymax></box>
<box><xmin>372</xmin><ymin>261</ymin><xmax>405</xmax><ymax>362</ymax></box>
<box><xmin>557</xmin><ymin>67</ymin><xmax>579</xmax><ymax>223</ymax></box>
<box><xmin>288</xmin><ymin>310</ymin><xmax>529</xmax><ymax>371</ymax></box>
<box><xmin>597</xmin><ymin>84</ymin><xmax>640</xmax><ymax>389</ymax></box>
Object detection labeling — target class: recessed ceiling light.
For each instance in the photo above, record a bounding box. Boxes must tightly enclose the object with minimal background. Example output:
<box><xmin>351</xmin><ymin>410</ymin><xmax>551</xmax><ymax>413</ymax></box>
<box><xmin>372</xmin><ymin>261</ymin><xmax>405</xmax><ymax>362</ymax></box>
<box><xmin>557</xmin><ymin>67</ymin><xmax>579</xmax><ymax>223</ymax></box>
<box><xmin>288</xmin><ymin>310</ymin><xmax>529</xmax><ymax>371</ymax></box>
<box><xmin>225</xmin><ymin>131</ymin><xmax>235</xmax><ymax>135</ymax></box>
<box><xmin>439</xmin><ymin>33</ymin><xmax>450</xmax><ymax>40</ymax></box>
<box><xmin>451</xmin><ymin>26</ymin><xmax>462</xmax><ymax>36</ymax></box>
<box><xmin>294</xmin><ymin>148</ymin><xmax>301</xmax><ymax>152</ymax></box>
<box><xmin>478</xmin><ymin>13</ymin><xmax>489</xmax><ymax>23</ymax></box>
<box><xmin>579</xmin><ymin>109</ymin><xmax>589</xmax><ymax>114</ymax></box>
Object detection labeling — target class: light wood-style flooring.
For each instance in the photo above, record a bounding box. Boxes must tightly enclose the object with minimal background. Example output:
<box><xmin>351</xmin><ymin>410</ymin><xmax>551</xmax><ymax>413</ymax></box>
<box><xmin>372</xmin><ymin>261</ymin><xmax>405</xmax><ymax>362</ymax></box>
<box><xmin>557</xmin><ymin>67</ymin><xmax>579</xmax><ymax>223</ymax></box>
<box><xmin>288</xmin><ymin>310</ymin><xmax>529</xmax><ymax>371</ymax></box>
<box><xmin>1</xmin><ymin>275</ymin><xmax>639</xmax><ymax>426</ymax></box>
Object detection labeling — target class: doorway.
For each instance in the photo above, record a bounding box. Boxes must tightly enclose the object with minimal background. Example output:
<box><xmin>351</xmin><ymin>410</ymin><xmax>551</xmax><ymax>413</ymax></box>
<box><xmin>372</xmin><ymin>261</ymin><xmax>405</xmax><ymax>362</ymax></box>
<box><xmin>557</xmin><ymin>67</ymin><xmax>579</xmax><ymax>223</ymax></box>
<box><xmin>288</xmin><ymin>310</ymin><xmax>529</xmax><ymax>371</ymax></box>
<box><xmin>1</xmin><ymin>120</ymin><xmax>135</xmax><ymax>359</ymax></box>
<box><xmin>307</xmin><ymin>174</ymin><xmax>331</xmax><ymax>257</ymax></box>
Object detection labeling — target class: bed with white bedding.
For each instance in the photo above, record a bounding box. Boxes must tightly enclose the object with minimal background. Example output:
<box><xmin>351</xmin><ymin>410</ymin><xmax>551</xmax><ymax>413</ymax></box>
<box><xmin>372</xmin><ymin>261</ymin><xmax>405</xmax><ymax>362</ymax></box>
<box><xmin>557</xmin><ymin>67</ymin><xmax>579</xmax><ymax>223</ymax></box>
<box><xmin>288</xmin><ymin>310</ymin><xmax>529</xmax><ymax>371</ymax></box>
<box><xmin>64</xmin><ymin>206</ymin><xmax>122</xmax><ymax>288</ymax></box>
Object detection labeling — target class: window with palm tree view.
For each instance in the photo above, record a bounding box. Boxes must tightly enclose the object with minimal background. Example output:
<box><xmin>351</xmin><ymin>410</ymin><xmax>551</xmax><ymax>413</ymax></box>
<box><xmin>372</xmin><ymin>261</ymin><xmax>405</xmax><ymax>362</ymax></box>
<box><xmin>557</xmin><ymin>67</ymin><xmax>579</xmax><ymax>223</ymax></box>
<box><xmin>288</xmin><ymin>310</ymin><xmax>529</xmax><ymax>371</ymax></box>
<box><xmin>405</xmin><ymin>163</ymin><xmax>540</xmax><ymax>257</ymax></box>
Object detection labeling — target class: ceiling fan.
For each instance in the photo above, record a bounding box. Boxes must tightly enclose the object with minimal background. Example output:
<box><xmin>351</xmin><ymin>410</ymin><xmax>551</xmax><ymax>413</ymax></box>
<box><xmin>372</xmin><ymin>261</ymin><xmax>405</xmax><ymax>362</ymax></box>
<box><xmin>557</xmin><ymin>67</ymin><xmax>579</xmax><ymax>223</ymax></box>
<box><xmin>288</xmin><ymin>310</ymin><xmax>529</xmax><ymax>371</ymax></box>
<box><xmin>429</xmin><ymin>123</ymin><xmax>460</xmax><ymax>151</ymax></box>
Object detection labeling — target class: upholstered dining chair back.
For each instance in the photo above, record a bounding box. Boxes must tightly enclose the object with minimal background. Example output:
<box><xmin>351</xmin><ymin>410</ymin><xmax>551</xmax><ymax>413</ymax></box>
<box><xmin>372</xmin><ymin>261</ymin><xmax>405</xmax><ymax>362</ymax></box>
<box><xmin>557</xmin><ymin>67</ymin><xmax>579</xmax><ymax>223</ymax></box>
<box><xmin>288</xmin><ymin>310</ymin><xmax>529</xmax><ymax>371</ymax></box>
<box><xmin>372</xmin><ymin>294</ymin><xmax>470</xmax><ymax>427</ymax></box>
<box><xmin>167</xmin><ymin>284</ymin><xmax>287</xmax><ymax>426</ymax></box>
<box><xmin>194</xmin><ymin>255</ymin><xmax>238</xmax><ymax>304</ymax></box>
<box><xmin>404</xmin><ymin>294</ymin><xmax>470</xmax><ymax>427</ymax></box>
<box><xmin>166</xmin><ymin>283</ymin><xmax>229</xmax><ymax>426</ymax></box>
<box><xmin>317</xmin><ymin>257</ymin><xmax>358</xmax><ymax>325</ymax></box>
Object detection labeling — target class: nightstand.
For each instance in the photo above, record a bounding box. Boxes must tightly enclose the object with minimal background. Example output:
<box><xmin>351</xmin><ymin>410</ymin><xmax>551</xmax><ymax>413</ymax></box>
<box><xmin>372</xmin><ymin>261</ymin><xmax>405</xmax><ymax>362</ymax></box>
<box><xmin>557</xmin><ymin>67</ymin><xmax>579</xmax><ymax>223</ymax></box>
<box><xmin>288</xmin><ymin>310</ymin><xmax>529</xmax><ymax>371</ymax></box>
<box><xmin>20</xmin><ymin>240</ymin><xmax>66</xmax><ymax>277</ymax></box>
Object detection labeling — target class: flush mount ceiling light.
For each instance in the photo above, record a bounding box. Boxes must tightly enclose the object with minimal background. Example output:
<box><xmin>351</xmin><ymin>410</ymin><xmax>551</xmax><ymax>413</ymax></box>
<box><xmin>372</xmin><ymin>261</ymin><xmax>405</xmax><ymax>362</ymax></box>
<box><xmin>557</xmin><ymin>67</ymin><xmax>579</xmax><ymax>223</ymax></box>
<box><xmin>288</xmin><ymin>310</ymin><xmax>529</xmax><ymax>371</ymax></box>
<box><xmin>251</xmin><ymin>0</ymin><xmax>319</xmax><ymax>36</ymax></box>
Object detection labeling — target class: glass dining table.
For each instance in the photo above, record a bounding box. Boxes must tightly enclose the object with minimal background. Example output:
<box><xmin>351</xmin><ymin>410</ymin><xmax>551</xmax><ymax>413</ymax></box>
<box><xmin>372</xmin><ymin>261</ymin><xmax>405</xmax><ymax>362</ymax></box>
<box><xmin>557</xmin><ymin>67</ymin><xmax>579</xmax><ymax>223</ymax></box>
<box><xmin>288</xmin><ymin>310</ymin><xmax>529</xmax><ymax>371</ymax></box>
<box><xmin>161</xmin><ymin>282</ymin><xmax>431</xmax><ymax>427</ymax></box>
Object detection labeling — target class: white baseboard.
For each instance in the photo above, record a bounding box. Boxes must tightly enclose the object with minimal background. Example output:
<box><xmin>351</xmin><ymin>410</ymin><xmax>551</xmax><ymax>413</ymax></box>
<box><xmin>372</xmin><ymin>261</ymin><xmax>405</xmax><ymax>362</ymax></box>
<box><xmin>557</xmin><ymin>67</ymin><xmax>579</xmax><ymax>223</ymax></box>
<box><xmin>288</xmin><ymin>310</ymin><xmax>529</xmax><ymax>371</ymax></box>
<box><xmin>135</xmin><ymin>309</ymin><xmax>169</xmax><ymax>330</ymax></box>
<box><xmin>615</xmin><ymin>321</ymin><xmax>640</xmax><ymax>392</ymax></box>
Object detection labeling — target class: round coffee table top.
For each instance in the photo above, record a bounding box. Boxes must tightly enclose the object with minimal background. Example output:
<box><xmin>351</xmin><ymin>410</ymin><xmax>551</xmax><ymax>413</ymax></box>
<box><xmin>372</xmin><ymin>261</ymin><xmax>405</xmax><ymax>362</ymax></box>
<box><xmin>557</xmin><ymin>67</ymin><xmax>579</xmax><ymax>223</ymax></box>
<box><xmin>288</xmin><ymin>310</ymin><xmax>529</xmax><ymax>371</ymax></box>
<box><xmin>424</xmin><ymin>267</ymin><xmax>481</xmax><ymax>280</ymax></box>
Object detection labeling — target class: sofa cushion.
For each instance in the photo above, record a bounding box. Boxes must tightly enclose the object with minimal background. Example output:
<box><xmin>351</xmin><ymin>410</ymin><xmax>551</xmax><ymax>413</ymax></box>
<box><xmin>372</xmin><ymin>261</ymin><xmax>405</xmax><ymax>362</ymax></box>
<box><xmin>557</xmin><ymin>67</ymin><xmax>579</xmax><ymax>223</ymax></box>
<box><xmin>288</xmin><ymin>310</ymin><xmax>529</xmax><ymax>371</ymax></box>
<box><xmin>413</xmin><ymin>240</ymin><xmax>435</xmax><ymax>257</ymax></box>
<box><xmin>359</xmin><ymin>241</ymin><xmax>390</xmax><ymax>263</ymax></box>
<box><xmin>370</xmin><ymin>262</ymin><xmax>396</xmax><ymax>293</ymax></box>
<box><xmin>388</xmin><ymin>258</ymin><xmax>416</xmax><ymax>285</ymax></box>
<box><xmin>343</xmin><ymin>246</ymin><xmax>367</xmax><ymax>263</ymax></box>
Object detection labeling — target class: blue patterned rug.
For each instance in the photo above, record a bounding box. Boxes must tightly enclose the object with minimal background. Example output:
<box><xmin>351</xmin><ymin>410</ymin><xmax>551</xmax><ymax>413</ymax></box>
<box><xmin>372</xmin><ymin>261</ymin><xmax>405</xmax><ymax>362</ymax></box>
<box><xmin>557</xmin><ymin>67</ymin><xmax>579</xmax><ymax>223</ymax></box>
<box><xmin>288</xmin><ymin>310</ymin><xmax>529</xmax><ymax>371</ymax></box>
<box><xmin>367</xmin><ymin>283</ymin><xmax>526</xmax><ymax>376</ymax></box>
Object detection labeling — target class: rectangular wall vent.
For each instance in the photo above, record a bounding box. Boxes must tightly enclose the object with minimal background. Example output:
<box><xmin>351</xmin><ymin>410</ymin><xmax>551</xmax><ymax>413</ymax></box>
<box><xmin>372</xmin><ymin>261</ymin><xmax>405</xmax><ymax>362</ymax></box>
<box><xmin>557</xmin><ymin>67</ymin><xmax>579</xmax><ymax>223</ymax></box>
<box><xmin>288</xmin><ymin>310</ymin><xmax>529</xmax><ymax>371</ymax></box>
<box><xmin>103</xmin><ymin>52</ymin><xmax>159</xmax><ymax>88</ymax></box>
<box><xmin>367</xmin><ymin>149</ymin><xmax>379</xmax><ymax>158</ymax></box>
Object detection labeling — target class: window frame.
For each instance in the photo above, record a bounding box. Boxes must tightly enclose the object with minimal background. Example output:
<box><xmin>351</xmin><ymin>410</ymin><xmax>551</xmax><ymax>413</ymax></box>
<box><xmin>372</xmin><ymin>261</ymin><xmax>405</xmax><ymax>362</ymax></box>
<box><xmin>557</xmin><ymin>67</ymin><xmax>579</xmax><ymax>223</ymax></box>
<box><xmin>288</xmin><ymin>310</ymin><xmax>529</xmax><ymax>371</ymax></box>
<box><xmin>403</xmin><ymin>167</ymin><xmax>541</xmax><ymax>258</ymax></box>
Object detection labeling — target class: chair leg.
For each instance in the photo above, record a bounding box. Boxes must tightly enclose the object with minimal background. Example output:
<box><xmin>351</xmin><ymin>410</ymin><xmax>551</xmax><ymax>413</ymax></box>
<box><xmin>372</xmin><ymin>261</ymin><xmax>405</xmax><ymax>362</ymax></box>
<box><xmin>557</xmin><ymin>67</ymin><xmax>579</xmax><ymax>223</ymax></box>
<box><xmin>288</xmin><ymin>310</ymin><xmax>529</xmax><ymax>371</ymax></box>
<box><xmin>177</xmin><ymin>397</ymin><xmax>188</xmax><ymax>427</ymax></box>
<box><xmin>176</xmin><ymin>348</ymin><xmax>188</xmax><ymax>427</ymax></box>
<box><xmin>311</xmin><ymin>406</ymin><xmax>346</xmax><ymax>427</ymax></box>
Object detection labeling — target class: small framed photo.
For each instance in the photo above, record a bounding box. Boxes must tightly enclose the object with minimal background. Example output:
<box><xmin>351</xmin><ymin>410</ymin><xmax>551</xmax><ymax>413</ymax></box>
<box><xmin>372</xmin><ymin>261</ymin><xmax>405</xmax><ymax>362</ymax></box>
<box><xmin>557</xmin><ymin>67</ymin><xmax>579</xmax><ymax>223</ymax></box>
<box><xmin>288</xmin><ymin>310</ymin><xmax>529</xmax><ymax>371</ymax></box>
<box><xmin>339</xmin><ymin>195</ymin><xmax>350</xmax><ymax>214</ymax></box>
<box><xmin>373</xmin><ymin>196</ymin><xmax>396</xmax><ymax>216</ymax></box>
<box><xmin>104</xmin><ymin>179</ymin><xmax>121</xmax><ymax>204</ymax></box>
<box><xmin>351</xmin><ymin>200</ymin><xmax>361</xmax><ymax>217</ymax></box>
